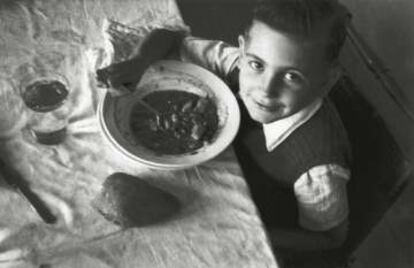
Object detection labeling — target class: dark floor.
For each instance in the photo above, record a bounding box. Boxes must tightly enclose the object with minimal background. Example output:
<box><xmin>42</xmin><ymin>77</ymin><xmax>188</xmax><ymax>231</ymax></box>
<box><xmin>177</xmin><ymin>0</ymin><xmax>253</xmax><ymax>44</ymax></box>
<box><xmin>176</xmin><ymin>1</ymin><xmax>414</xmax><ymax>267</ymax></box>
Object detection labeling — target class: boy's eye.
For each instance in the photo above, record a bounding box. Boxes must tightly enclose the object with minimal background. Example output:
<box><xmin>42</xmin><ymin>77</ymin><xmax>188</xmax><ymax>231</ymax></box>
<box><xmin>283</xmin><ymin>71</ymin><xmax>306</xmax><ymax>85</ymax></box>
<box><xmin>248</xmin><ymin>61</ymin><xmax>264</xmax><ymax>71</ymax></box>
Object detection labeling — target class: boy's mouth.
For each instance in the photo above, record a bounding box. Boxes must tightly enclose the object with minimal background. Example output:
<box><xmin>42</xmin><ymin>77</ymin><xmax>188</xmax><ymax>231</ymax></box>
<box><xmin>252</xmin><ymin>99</ymin><xmax>283</xmax><ymax>112</ymax></box>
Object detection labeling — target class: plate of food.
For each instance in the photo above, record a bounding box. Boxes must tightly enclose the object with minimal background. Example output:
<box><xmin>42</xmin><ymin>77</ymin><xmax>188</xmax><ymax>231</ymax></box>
<box><xmin>98</xmin><ymin>60</ymin><xmax>240</xmax><ymax>170</ymax></box>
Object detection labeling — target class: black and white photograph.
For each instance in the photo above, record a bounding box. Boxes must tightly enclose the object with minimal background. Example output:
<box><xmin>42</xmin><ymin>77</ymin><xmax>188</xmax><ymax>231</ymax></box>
<box><xmin>0</xmin><ymin>0</ymin><xmax>413</xmax><ymax>267</ymax></box>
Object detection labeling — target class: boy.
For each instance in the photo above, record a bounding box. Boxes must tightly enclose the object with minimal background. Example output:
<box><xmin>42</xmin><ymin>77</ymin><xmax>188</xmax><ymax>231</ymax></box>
<box><xmin>98</xmin><ymin>0</ymin><xmax>352</xmax><ymax>255</ymax></box>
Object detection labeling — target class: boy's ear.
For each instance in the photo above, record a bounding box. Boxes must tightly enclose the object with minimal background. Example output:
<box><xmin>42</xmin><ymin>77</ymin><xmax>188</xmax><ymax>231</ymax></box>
<box><xmin>238</xmin><ymin>35</ymin><xmax>245</xmax><ymax>53</ymax></box>
<box><xmin>322</xmin><ymin>65</ymin><xmax>343</xmax><ymax>94</ymax></box>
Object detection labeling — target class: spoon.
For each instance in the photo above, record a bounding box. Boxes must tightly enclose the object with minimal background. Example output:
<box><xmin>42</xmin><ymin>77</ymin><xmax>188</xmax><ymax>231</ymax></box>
<box><xmin>116</xmin><ymin>84</ymin><xmax>160</xmax><ymax>119</ymax></box>
<box><xmin>136</xmin><ymin>98</ymin><xmax>160</xmax><ymax>118</ymax></box>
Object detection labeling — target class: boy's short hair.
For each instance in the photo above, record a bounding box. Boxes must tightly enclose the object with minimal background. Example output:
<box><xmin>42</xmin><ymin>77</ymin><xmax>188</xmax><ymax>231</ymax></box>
<box><xmin>246</xmin><ymin>0</ymin><xmax>350</xmax><ymax>62</ymax></box>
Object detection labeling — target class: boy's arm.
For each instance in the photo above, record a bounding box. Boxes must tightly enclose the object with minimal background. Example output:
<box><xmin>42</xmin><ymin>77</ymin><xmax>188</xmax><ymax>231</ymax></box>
<box><xmin>96</xmin><ymin>29</ymin><xmax>185</xmax><ymax>94</ymax></box>
<box><xmin>269</xmin><ymin>164</ymin><xmax>350</xmax><ymax>251</ymax></box>
<box><xmin>179</xmin><ymin>37</ymin><xmax>239</xmax><ymax>81</ymax></box>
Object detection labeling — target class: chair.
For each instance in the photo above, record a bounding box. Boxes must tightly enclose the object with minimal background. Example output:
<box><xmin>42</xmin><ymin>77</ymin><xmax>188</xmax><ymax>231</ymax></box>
<box><xmin>330</xmin><ymin>24</ymin><xmax>414</xmax><ymax>258</ymax></box>
<box><xmin>329</xmin><ymin>75</ymin><xmax>413</xmax><ymax>259</ymax></box>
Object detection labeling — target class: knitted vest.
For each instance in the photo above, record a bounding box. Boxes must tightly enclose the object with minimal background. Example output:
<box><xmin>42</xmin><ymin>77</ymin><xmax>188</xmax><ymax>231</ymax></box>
<box><xmin>234</xmin><ymin>98</ymin><xmax>351</xmax><ymax>228</ymax></box>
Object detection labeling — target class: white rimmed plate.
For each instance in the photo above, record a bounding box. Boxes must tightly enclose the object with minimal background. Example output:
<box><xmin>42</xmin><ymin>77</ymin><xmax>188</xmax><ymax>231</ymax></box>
<box><xmin>98</xmin><ymin>60</ymin><xmax>240</xmax><ymax>170</ymax></box>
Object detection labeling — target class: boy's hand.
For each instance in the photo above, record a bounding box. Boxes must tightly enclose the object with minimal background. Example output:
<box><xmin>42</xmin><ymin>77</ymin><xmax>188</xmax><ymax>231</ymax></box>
<box><xmin>96</xmin><ymin>28</ymin><xmax>185</xmax><ymax>96</ymax></box>
<box><xmin>96</xmin><ymin>57</ymin><xmax>148</xmax><ymax>96</ymax></box>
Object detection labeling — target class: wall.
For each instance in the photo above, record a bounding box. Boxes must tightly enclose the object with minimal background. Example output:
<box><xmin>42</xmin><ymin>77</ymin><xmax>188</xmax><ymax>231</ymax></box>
<box><xmin>177</xmin><ymin>0</ymin><xmax>252</xmax><ymax>44</ymax></box>
<box><xmin>345</xmin><ymin>0</ymin><xmax>414</xmax><ymax>105</ymax></box>
<box><xmin>340</xmin><ymin>0</ymin><xmax>414</xmax><ymax>162</ymax></box>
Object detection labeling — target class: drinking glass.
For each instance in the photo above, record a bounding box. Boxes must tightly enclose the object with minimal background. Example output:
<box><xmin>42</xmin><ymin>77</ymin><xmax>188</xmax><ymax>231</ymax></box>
<box><xmin>20</xmin><ymin>73</ymin><xmax>70</xmax><ymax>145</ymax></box>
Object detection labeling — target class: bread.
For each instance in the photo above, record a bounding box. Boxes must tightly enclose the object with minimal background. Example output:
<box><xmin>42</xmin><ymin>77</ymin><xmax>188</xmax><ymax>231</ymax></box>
<box><xmin>93</xmin><ymin>172</ymin><xmax>180</xmax><ymax>228</ymax></box>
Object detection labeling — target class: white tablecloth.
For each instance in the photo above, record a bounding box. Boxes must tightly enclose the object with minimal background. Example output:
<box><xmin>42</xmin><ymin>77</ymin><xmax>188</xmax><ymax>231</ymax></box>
<box><xmin>0</xmin><ymin>0</ymin><xmax>278</xmax><ymax>267</ymax></box>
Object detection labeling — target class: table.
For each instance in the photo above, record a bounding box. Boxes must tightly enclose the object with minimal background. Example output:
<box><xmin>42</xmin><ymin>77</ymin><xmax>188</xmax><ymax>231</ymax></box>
<box><xmin>0</xmin><ymin>0</ymin><xmax>278</xmax><ymax>267</ymax></box>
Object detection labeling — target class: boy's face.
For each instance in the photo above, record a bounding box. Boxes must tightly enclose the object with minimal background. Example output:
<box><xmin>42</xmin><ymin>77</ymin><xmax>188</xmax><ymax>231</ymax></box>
<box><xmin>238</xmin><ymin>20</ymin><xmax>338</xmax><ymax>124</ymax></box>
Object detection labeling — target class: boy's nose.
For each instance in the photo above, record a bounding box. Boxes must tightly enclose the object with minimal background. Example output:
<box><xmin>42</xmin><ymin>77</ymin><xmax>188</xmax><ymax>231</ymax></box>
<box><xmin>261</xmin><ymin>73</ymin><xmax>282</xmax><ymax>98</ymax></box>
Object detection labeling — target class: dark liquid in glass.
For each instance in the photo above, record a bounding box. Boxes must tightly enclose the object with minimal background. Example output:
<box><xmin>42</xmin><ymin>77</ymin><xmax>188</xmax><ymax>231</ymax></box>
<box><xmin>22</xmin><ymin>79</ymin><xmax>69</xmax><ymax>145</ymax></box>
<box><xmin>22</xmin><ymin>80</ymin><xmax>68</xmax><ymax>112</ymax></box>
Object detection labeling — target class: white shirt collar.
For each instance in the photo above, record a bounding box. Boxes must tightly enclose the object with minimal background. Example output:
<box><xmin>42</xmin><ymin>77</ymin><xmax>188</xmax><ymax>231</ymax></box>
<box><xmin>262</xmin><ymin>99</ymin><xmax>323</xmax><ymax>152</ymax></box>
